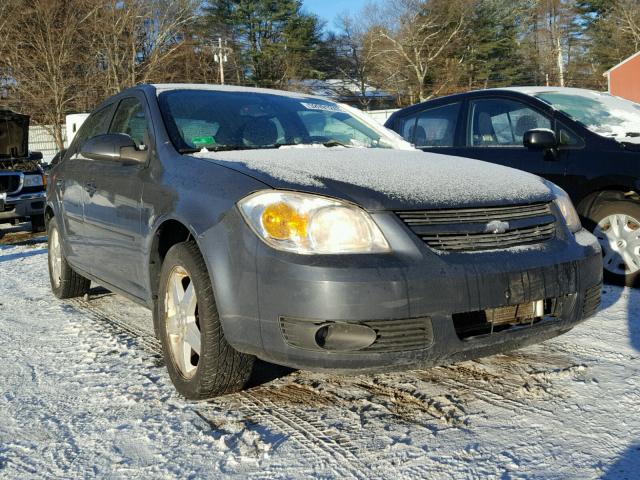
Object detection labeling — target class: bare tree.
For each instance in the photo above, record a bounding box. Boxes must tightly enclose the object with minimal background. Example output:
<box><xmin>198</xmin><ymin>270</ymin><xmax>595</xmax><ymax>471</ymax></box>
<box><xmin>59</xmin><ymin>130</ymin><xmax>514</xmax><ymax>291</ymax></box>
<box><xmin>369</xmin><ymin>0</ymin><xmax>466</xmax><ymax>101</ymax></box>
<box><xmin>1</xmin><ymin>0</ymin><xmax>101</xmax><ymax>149</ymax></box>
<box><xmin>89</xmin><ymin>0</ymin><xmax>198</xmax><ymax>95</ymax></box>
<box><xmin>615</xmin><ymin>0</ymin><xmax>640</xmax><ymax>50</ymax></box>
<box><xmin>334</xmin><ymin>7</ymin><xmax>382</xmax><ymax>108</ymax></box>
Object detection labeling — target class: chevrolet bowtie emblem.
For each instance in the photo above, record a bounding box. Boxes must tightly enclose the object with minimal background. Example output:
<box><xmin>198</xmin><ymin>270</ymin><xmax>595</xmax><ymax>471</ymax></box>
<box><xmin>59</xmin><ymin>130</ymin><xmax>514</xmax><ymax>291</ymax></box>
<box><xmin>485</xmin><ymin>220</ymin><xmax>510</xmax><ymax>234</ymax></box>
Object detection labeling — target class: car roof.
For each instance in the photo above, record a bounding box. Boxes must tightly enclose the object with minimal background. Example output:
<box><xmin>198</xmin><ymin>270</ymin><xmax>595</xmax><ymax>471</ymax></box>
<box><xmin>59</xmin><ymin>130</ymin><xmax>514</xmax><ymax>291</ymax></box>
<box><xmin>386</xmin><ymin>86</ymin><xmax>605</xmax><ymax>122</ymax></box>
<box><xmin>149</xmin><ymin>83</ymin><xmax>328</xmax><ymax>101</ymax></box>
<box><xmin>487</xmin><ymin>86</ymin><xmax>601</xmax><ymax>96</ymax></box>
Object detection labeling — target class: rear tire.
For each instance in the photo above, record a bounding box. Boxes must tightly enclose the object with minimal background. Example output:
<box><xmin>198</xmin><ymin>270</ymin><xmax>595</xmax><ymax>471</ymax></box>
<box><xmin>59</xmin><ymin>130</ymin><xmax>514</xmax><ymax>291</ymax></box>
<box><xmin>157</xmin><ymin>241</ymin><xmax>255</xmax><ymax>399</ymax></box>
<box><xmin>47</xmin><ymin>218</ymin><xmax>91</xmax><ymax>298</ymax></box>
<box><xmin>31</xmin><ymin>214</ymin><xmax>46</xmax><ymax>233</ymax></box>
<box><xmin>587</xmin><ymin>199</ymin><xmax>640</xmax><ymax>287</ymax></box>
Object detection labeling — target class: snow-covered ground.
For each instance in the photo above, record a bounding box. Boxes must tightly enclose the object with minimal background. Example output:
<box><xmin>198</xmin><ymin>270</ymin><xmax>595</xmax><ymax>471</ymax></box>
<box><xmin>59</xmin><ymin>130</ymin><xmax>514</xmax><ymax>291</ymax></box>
<box><xmin>1</xmin><ymin>226</ymin><xmax>639</xmax><ymax>479</ymax></box>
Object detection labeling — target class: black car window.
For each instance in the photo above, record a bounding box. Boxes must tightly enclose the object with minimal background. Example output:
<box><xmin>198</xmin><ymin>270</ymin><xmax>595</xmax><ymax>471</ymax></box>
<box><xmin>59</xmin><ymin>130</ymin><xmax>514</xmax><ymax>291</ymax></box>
<box><xmin>557</xmin><ymin>120</ymin><xmax>583</xmax><ymax>147</ymax></box>
<box><xmin>469</xmin><ymin>99</ymin><xmax>551</xmax><ymax>147</ymax></box>
<box><xmin>110</xmin><ymin>97</ymin><xmax>148</xmax><ymax>148</ymax></box>
<box><xmin>72</xmin><ymin>104</ymin><xmax>116</xmax><ymax>154</ymax></box>
<box><xmin>397</xmin><ymin>103</ymin><xmax>460</xmax><ymax>147</ymax></box>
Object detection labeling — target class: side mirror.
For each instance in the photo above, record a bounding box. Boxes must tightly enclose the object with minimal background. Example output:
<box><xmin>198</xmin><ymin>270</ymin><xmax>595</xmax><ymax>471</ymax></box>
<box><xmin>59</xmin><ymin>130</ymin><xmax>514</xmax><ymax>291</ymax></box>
<box><xmin>81</xmin><ymin>133</ymin><xmax>147</xmax><ymax>164</ymax></box>
<box><xmin>29</xmin><ymin>151</ymin><xmax>43</xmax><ymax>161</ymax></box>
<box><xmin>523</xmin><ymin>129</ymin><xmax>558</xmax><ymax>150</ymax></box>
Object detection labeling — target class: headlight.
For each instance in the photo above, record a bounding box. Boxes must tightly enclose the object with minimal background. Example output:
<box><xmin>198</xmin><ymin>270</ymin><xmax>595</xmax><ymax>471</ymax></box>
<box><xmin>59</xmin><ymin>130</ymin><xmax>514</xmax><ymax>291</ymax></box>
<box><xmin>238</xmin><ymin>190</ymin><xmax>390</xmax><ymax>254</ymax></box>
<box><xmin>548</xmin><ymin>183</ymin><xmax>581</xmax><ymax>233</ymax></box>
<box><xmin>23</xmin><ymin>174</ymin><xmax>45</xmax><ymax>188</ymax></box>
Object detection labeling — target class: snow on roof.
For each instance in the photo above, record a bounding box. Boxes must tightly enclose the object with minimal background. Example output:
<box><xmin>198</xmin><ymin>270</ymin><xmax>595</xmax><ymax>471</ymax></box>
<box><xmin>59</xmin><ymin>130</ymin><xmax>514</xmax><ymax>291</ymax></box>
<box><xmin>193</xmin><ymin>148</ymin><xmax>552</xmax><ymax>207</ymax></box>
<box><xmin>151</xmin><ymin>83</ymin><xmax>326</xmax><ymax>101</ymax></box>
<box><xmin>603</xmin><ymin>51</ymin><xmax>640</xmax><ymax>75</ymax></box>
<box><xmin>297</xmin><ymin>79</ymin><xmax>394</xmax><ymax>99</ymax></box>
<box><xmin>489</xmin><ymin>86</ymin><xmax>601</xmax><ymax>96</ymax></box>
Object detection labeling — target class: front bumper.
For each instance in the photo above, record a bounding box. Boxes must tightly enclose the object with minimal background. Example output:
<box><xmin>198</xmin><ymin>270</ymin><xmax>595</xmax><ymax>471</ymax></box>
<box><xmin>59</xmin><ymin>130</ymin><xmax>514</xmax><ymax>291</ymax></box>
<box><xmin>201</xmin><ymin>210</ymin><xmax>603</xmax><ymax>372</ymax></box>
<box><xmin>0</xmin><ymin>191</ymin><xmax>46</xmax><ymax>221</ymax></box>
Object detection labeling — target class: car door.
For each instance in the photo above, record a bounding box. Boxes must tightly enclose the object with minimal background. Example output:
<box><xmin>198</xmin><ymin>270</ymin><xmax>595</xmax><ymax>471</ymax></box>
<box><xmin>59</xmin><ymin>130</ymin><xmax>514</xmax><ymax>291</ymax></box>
<box><xmin>82</xmin><ymin>95</ymin><xmax>151</xmax><ymax>299</ymax></box>
<box><xmin>454</xmin><ymin>96</ymin><xmax>568</xmax><ymax>187</ymax></box>
<box><xmin>395</xmin><ymin>102</ymin><xmax>463</xmax><ymax>154</ymax></box>
<box><xmin>54</xmin><ymin>104</ymin><xmax>116</xmax><ymax>271</ymax></box>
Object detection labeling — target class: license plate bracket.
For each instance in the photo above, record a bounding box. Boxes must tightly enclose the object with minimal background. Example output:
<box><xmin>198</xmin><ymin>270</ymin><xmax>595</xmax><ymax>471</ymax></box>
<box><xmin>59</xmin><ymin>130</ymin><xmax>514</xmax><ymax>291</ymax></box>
<box><xmin>486</xmin><ymin>299</ymin><xmax>545</xmax><ymax>326</ymax></box>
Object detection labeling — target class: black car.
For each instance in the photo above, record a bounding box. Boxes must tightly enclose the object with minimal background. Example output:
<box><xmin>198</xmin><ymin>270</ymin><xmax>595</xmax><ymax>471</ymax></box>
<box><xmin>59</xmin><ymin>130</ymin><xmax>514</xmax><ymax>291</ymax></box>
<box><xmin>46</xmin><ymin>84</ymin><xmax>601</xmax><ymax>399</ymax></box>
<box><xmin>385</xmin><ymin>87</ymin><xmax>640</xmax><ymax>286</ymax></box>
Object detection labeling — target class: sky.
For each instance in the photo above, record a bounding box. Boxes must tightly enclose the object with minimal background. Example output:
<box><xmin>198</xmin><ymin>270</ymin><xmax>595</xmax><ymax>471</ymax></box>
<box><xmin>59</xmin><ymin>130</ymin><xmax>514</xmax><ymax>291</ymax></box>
<box><xmin>302</xmin><ymin>0</ymin><xmax>372</xmax><ymax>30</ymax></box>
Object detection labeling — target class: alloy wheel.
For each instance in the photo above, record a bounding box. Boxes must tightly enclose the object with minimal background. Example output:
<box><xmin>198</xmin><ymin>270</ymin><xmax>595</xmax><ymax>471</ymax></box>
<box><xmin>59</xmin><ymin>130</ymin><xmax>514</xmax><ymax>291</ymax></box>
<box><xmin>49</xmin><ymin>226</ymin><xmax>62</xmax><ymax>288</ymax></box>
<box><xmin>165</xmin><ymin>266</ymin><xmax>201</xmax><ymax>379</ymax></box>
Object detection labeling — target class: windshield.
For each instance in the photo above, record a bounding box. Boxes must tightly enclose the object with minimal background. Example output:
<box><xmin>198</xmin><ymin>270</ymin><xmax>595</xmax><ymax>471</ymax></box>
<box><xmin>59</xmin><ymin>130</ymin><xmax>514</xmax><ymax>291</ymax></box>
<box><xmin>534</xmin><ymin>90</ymin><xmax>640</xmax><ymax>142</ymax></box>
<box><xmin>158</xmin><ymin>89</ymin><xmax>399</xmax><ymax>152</ymax></box>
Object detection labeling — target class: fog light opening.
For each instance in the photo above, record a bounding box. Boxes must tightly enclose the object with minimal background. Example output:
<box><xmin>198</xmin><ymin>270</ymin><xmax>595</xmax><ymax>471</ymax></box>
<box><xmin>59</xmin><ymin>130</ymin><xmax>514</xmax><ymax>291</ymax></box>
<box><xmin>313</xmin><ymin>322</ymin><xmax>377</xmax><ymax>352</ymax></box>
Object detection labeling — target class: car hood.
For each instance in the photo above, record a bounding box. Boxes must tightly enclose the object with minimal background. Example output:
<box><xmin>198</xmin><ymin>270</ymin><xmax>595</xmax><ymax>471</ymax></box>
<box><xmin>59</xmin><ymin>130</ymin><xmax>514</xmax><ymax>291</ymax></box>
<box><xmin>0</xmin><ymin>110</ymin><xmax>29</xmax><ymax>161</ymax></box>
<box><xmin>193</xmin><ymin>147</ymin><xmax>554</xmax><ymax>210</ymax></box>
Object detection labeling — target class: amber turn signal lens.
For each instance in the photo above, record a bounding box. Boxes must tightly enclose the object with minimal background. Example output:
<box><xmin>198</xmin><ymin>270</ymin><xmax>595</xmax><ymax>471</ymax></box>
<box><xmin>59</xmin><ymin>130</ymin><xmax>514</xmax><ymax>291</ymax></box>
<box><xmin>261</xmin><ymin>202</ymin><xmax>308</xmax><ymax>240</ymax></box>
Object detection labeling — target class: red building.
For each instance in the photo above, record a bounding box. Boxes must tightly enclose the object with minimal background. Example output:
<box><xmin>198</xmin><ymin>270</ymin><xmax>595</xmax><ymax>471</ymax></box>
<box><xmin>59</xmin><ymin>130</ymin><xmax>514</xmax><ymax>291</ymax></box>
<box><xmin>603</xmin><ymin>51</ymin><xmax>640</xmax><ymax>103</ymax></box>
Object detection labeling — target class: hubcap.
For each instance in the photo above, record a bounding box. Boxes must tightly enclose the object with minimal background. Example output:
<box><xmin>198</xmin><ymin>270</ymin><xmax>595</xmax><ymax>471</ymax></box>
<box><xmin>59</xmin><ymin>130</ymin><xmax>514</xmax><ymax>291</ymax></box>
<box><xmin>165</xmin><ymin>266</ymin><xmax>201</xmax><ymax>379</ymax></box>
<box><xmin>593</xmin><ymin>213</ymin><xmax>640</xmax><ymax>276</ymax></box>
<box><xmin>49</xmin><ymin>227</ymin><xmax>62</xmax><ymax>288</ymax></box>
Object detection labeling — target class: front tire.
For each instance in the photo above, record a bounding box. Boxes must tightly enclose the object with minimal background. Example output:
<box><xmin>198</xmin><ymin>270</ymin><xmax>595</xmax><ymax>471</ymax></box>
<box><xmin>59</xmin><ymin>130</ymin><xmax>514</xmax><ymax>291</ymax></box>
<box><xmin>158</xmin><ymin>241</ymin><xmax>255</xmax><ymax>399</ymax></box>
<box><xmin>588</xmin><ymin>200</ymin><xmax>640</xmax><ymax>287</ymax></box>
<box><xmin>47</xmin><ymin>218</ymin><xmax>91</xmax><ymax>298</ymax></box>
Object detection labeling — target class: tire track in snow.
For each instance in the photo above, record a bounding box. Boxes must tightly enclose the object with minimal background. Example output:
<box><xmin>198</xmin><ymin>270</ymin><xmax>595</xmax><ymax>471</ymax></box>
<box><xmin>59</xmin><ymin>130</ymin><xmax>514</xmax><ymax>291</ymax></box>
<box><xmin>67</xmin><ymin>294</ymin><xmax>372</xmax><ymax>478</ymax></box>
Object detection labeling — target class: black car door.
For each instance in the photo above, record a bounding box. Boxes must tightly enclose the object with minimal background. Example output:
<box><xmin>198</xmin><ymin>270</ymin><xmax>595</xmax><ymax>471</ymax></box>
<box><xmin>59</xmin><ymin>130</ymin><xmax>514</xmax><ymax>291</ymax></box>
<box><xmin>82</xmin><ymin>95</ymin><xmax>151</xmax><ymax>300</ymax></box>
<box><xmin>453</xmin><ymin>96</ymin><xmax>568</xmax><ymax>188</ymax></box>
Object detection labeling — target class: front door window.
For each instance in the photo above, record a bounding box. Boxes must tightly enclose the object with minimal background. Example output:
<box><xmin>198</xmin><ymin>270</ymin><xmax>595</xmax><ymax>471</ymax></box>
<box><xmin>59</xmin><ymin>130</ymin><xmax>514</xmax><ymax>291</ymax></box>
<box><xmin>469</xmin><ymin>99</ymin><xmax>551</xmax><ymax>147</ymax></box>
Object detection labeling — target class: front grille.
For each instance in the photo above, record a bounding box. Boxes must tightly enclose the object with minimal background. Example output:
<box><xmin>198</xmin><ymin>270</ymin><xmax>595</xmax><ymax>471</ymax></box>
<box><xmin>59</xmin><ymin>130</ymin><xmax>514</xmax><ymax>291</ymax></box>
<box><xmin>397</xmin><ymin>203</ymin><xmax>556</xmax><ymax>252</ymax></box>
<box><xmin>0</xmin><ymin>173</ymin><xmax>22</xmax><ymax>195</ymax></box>
<box><xmin>453</xmin><ymin>297</ymin><xmax>564</xmax><ymax>339</ymax></box>
<box><xmin>582</xmin><ymin>283</ymin><xmax>602</xmax><ymax>318</ymax></box>
<box><xmin>280</xmin><ymin>316</ymin><xmax>434</xmax><ymax>353</ymax></box>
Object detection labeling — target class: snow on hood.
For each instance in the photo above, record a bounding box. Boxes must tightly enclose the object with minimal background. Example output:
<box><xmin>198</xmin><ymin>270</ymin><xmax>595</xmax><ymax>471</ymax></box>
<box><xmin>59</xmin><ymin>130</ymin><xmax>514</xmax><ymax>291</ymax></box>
<box><xmin>193</xmin><ymin>148</ymin><xmax>553</xmax><ymax>210</ymax></box>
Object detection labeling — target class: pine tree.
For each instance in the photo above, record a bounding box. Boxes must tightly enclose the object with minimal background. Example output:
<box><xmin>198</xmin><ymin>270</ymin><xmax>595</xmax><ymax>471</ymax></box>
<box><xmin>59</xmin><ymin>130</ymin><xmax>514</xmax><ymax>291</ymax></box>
<box><xmin>202</xmin><ymin>0</ymin><xmax>322</xmax><ymax>88</ymax></box>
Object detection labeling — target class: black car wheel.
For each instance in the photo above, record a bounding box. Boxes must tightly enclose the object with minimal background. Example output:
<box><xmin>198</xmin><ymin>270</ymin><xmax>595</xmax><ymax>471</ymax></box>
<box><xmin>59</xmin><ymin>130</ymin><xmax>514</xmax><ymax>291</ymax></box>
<box><xmin>31</xmin><ymin>214</ymin><xmax>46</xmax><ymax>233</ymax></box>
<box><xmin>588</xmin><ymin>200</ymin><xmax>640</xmax><ymax>287</ymax></box>
<box><xmin>47</xmin><ymin>218</ymin><xmax>91</xmax><ymax>298</ymax></box>
<box><xmin>157</xmin><ymin>241</ymin><xmax>255</xmax><ymax>399</ymax></box>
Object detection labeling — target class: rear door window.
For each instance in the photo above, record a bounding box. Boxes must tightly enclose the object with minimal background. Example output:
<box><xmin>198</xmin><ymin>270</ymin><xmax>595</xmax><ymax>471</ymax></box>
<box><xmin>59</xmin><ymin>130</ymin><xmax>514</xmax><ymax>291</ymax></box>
<box><xmin>397</xmin><ymin>103</ymin><xmax>461</xmax><ymax>147</ymax></box>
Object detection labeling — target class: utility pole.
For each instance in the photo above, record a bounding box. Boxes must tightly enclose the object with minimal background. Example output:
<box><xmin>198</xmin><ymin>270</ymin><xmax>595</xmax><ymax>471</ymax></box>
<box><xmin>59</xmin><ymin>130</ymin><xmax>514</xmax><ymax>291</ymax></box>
<box><xmin>214</xmin><ymin>37</ymin><xmax>230</xmax><ymax>85</ymax></box>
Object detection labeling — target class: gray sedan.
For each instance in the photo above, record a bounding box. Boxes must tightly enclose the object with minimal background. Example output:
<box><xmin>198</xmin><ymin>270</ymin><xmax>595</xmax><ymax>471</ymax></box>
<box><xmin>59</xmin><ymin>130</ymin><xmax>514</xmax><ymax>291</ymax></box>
<box><xmin>46</xmin><ymin>84</ymin><xmax>602</xmax><ymax>399</ymax></box>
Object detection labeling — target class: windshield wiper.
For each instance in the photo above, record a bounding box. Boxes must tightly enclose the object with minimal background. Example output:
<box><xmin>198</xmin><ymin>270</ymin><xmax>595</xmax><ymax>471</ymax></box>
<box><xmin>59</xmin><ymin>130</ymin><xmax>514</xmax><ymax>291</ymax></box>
<box><xmin>625</xmin><ymin>132</ymin><xmax>640</xmax><ymax>138</ymax></box>
<box><xmin>272</xmin><ymin>140</ymin><xmax>354</xmax><ymax>148</ymax></box>
<box><xmin>319</xmin><ymin>140</ymin><xmax>353</xmax><ymax>148</ymax></box>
